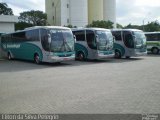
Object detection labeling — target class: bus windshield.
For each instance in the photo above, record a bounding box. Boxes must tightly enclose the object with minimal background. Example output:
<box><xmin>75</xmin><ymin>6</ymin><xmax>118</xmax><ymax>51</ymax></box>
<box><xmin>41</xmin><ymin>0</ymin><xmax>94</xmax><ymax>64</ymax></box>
<box><xmin>50</xmin><ymin>29</ymin><xmax>74</xmax><ymax>52</ymax></box>
<box><xmin>96</xmin><ymin>30</ymin><xmax>113</xmax><ymax>51</ymax></box>
<box><xmin>133</xmin><ymin>31</ymin><xmax>146</xmax><ymax>49</ymax></box>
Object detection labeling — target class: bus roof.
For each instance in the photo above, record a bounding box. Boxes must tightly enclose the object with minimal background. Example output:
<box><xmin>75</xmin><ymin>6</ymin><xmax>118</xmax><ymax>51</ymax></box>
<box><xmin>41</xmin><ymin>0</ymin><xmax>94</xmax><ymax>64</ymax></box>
<box><xmin>71</xmin><ymin>27</ymin><xmax>111</xmax><ymax>32</ymax></box>
<box><xmin>144</xmin><ymin>32</ymin><xmax>160</xmax><ymax>34</ymax></box>
<box><xmin>111</xmin><ymin>29</ymin><xmax>143</xmax><ymax>32</ymax></box>
<box><xmin>25</xmin><ymin>26</ymin><xmax>71</xmax><ymax>30</ymax></box>
<box><xmin>1</xmin><ymin>26</ymin><xmax>71</xmax><ymax>36</ymax></box>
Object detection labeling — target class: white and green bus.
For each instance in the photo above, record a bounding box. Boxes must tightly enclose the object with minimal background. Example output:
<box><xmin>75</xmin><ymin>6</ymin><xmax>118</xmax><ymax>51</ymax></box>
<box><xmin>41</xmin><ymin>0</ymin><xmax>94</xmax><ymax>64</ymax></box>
<box><xmin>72</xmin><ymin>28</ymin><xmax>114</xmax><ymax>60</ymax></box>
<box><xmin>1</xmin><ymin>26</ymin><xmax>75</xmax><ymax>64</ymax></box>
<box><xmin>145</xmin><ymin>32</ymin><xmax>160</xmax><ymax>54</ymax></box>
<box><xmin>111</xmin><ymin>29</ymin><xmax>147</xmax><ymax>58</ymax></box>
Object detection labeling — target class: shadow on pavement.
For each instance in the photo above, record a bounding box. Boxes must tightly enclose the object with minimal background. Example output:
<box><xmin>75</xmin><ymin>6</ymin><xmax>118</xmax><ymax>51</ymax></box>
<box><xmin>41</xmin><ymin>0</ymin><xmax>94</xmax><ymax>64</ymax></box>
<box><xmin>0</xmin><ymin>57</ymin><xmax>145</xmax><ymax>73</ymax></box>
<box><xmin>147</xmin><ymin>53</ymin><xmax>160</xmax><ymax>57</ymax></box>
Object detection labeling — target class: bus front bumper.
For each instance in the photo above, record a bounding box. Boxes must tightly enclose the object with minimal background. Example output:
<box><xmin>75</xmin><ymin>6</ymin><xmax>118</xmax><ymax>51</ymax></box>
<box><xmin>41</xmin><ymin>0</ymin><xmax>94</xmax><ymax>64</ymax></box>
<box><xmin>134</xmin><ymin>51</ymin><xmax>147</xmax><ymax>56</ymax></box>
<box><xmin>97</xmin><ymin>51</ymin><xmax>115</xmax><ymax>59</ymax></box>
<box><xmin>49</xmin><ymin>55</ymin><xmax>75</xmax><ymax>62</ymax></box>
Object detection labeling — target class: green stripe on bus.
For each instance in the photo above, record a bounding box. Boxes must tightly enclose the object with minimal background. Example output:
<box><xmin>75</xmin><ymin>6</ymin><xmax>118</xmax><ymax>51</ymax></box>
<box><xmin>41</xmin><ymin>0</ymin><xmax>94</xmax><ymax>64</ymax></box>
<box><xmin>75</xmin><ymin>43</ymin><xmax>88</xmax><ymax>58</ymax></box>
<box><xmin>114</xmin><ymin>43</ymin><xmax>125</xmax><ymax>56</ymax></box>
<box><xmin>7</xmin><ymin>43</ymin><xmax>43</xmax><ymax>61</ymax></box>
<box><xmin>146</xmin><ymin>41</ymin><xmax>160</xmax><ymax>46</ymax></box>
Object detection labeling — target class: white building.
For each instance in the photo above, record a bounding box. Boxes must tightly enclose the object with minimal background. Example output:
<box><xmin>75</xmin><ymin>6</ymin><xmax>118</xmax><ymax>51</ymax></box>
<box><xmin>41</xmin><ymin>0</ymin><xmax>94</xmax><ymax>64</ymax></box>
<box><xmin>0</xmin><ymin>15</ymin><xmax>18</xmax><ymax>33</ymax></box>
<box><xmin>0</xmin><ymin>15</ymin><xmax>18</xmax><ymax>58</ymax></box>
<box><xmin>45</xmin><ymin>0</ymin><xmax>116</xmax><ymax>27</ymax></box>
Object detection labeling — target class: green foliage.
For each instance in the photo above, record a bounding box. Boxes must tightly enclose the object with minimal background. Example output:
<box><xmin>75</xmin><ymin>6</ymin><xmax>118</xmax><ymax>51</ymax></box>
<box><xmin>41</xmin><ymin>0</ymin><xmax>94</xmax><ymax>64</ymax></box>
<box><xmin>124</xmin><ymin>21</ymin><xmax>160</xmax><ymax>32</ymax></box>
<box><xmin>87</xmin><ymin>20</ymin><xmax>114</xmax><ymax>29</ymax></box>
<box><xmin>18</xmin><ymin>10</ymin><xmax>47</xmax><ymax>26</ymax></box>
<box><xmin>15</xmin><ymin>22</ymin><xmax>33</xmax><ymax>31</ymax></box>
<box><xmin>124</xmin><ymin>23</ymin><xmax>142</xmax><ymax>30</ymax></box>
<box><xmin>64</xmin><ymin>24</ymin><xmax>77</xmax><ymax>28</ymax></box>
<box><xmin>144</xmin><ymin>21</ymin><xmax>160</xmax><ymax>32</ymax></box>
<box><xmin>0</xmin><ymin>3</ymin><xmax>13</xmax><ymax>15</ymax></box>
<box><xmin>116</xmin><ymin>23</ymin><xmax>123</xmax><ymax>29</ymax></box>
<box><xmin>65</xmin><ymin>24</ymin><xmax>73</xmax><ymax>28</ymax></box>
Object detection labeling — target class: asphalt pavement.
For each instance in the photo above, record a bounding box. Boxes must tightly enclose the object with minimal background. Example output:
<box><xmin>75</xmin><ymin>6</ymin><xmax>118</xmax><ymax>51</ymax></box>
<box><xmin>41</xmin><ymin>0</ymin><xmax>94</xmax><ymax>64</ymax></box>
<box><xmin>0</xmin><ymin>55</ymin><xmax>160</xmax><ymax>114</ymax></box>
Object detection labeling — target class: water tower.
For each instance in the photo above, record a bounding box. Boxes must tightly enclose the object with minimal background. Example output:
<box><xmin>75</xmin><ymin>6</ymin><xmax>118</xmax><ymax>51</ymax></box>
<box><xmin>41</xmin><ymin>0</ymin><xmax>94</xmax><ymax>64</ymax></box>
<box><xmin>103</xmin><ymin>0</ymin><xmax>116</xmax><ymax>27</ymax></box>
<box><xmin>88</xmin><ymin>0</ymin><xmax>103</xmax><ymax>24</ymax></box>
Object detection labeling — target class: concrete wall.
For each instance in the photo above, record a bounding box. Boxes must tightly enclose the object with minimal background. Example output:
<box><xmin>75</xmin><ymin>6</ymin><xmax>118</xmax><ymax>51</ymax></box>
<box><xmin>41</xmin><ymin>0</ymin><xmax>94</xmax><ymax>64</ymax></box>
<box><xmin>69</xmin><ymin>0</ymin><xmax>88</xmax><ymax>27</ymax></box>
<box><xmin>0</xmin><ymin>23</ymin><xmax>15</xmax><ymax>33</ymax></box>
<box><xmin>45</xmin><ymin>0</ymin><xmax>116</xmax><ymax>27</ymax></box>
<box><xmin>45</xmin><ymin>0</ymin><xmax>61</xmax><ymax>26</ymax></box>
<box><xmin>61</xmin><ymin>0</ymin><xmax>69</xmax><ymax>26</ymax></box>
<box><xmin>45</xmin><ymin>0</ymin><xmax>88</xmax><ymax>27</ymax></box>
<box><xmin>45</xmin><ymin>0</ymin><xmax>54</xmax><ymax>25</ymax></box>
<box><xmin>0</xmin><ymin>15</ymin><xmax>18</xmax><ymax>33</ymax></box>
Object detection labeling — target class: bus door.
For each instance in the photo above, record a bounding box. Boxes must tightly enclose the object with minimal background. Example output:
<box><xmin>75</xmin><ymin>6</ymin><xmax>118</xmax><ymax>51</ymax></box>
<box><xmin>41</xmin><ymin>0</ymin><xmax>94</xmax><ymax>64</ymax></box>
<box><xmin>123</xmin><ymin>31</ymin><xmax>134</xmax><ymax>56</ymax></box>
<box><xmin>86</xmin><ymin>30</ymin><xmax>97</xmax><ymax>59</ymax></box>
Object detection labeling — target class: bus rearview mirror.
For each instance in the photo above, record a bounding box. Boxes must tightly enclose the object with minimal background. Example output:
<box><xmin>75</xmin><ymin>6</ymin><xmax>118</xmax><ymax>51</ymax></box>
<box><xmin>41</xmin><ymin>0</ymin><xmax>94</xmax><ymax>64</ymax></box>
<box><xmin>48</xmin><ymin>34</ymin><xmax>51</xmax><ymax>44</ymax></box>
<box><xmin>96</xmin><ymin>35</ymin><xmax>99</xmax><ymax>43</ymax></box>
<box><xmin>113</xmin><ymin>36</ymin><xmax>115</xmax><ymax>42</ymax></box>
<box><xmin>74</xmin><ymin>35</ymin><xmax>76</xmax><ymax>42</ymax></box>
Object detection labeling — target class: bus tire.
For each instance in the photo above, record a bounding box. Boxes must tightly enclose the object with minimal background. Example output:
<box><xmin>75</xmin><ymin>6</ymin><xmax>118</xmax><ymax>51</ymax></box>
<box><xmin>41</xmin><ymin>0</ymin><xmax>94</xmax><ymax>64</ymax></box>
<box><xmin>151</xmin><ymin>47</ymin><xmax>159</xmax><ymax>54</ymax></box>
<box><xmin>34</xmin><ymin>53</ymin><xmax>41</xmax><ymax>64</ymax></box>
<box><xmin>7</xmin><ymin>52</ymin><xmax>12</xmax><ymax>60</ymax></box>
<box><xmin>115</xmin><ymin>50</ymin><xmax>121</xmax><ymax>59</ymax></box>
<box><xmin>77</xmin><ymin>52</ymin><xmax>85</xmax><ymax>61</ymax></box>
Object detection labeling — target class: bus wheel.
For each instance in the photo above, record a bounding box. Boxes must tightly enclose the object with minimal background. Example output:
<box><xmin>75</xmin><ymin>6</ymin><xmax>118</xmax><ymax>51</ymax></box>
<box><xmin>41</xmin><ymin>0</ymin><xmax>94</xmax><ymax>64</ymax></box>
<box><xmin>77</xmin><ymin>52</ymin><xmax>85</xmax><ymax>61</ymax></box>
<box><xmin>8</xmin><ymin>52</ymin><xmax>12</xmax><ymax>60</ymax></box>
<box><xmin>151</xmin><ymin>48</ymin><xmax>159</xmax><ymax>54</ymax></box>
<box><xmin>115</xmin><ymin>50</ymin><xmax>121</xmax><ymax>59</ymax></box>
<box><xmin>34</xmin><ymin>54</ymin><xmax>41</xmax><ymax>64</ymax></box>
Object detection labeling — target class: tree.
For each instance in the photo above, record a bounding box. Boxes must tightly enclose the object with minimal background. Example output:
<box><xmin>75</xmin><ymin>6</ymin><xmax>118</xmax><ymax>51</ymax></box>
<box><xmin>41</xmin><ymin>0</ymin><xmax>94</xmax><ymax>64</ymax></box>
<box><xmin>124</xmin><ymin>24</ymin><xmax>142</xmax><ymax>30</ymax></box>
<box><xmin>15</xmin><ymin>22</ymin><xmax>33</xmax><ymax>31</ymax></box>
<box><xmin>64</xmin><ymin>24</ymin><xmax>73</xmax><ymax>28</ymax></box>
<box><xmin>18</xmin><ymin>10</ymin><xmax>47</xmax><ymax>26</ymax></box>
<box><xmin>124</xmin><ymin>21</ymin><xmax>160</xmax><ymax>32</ymax></box>
<box><xmin>116</xmin><ymin>23</ymin><xmax>123</xmax><ymax>29</ymax></box>
<box><xmin>87</xmin><ymin>20</ymin><xmax>114</xmax><ymax>29</ymax></box>
<box><xmin>144</xmin><ymin>21</ymin><xmax>160</xmax><ymax>32</ymax></box>
<box><xmin>0</xmin><ymin>3</ymin><xmax>13</xmax><ymax>15</ymax></box>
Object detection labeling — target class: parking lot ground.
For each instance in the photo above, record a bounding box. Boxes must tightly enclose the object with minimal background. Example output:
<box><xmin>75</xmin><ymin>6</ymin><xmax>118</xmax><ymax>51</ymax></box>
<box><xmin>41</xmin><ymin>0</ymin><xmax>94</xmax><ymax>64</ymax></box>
<box><xmin>0</xmin><ymin>55</ymin><xmax>160</xmax><ymax>114</ymax></box>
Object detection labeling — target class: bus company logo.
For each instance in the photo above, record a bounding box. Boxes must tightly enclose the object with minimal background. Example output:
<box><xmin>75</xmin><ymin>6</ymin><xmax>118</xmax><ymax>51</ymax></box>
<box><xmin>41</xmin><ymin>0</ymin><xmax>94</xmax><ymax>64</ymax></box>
<box><xmin>6</xmin><ymin>44</ymin><xmax>21</xmax><ymax>49</ymax></box>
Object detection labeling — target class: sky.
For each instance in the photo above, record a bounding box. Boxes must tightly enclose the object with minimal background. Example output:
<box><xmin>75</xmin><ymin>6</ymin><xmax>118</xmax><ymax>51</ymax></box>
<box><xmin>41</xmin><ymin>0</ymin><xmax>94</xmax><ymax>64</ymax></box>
<box><xmin>1</xmin><ymin>0</ymin><xmax>160</xmax><ymax>26</ymax></box>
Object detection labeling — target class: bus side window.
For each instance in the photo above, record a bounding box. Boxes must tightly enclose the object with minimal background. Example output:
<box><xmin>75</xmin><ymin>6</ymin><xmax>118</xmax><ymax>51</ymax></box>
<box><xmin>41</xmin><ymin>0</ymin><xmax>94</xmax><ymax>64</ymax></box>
<box><xmin>123</xmin><ymin>31</ymin><xmax>134</xmax><ymax>48</ymax></box>
<box><xmin>157</xmin><ymin>33</ymin><xmax>160</xmax><ymax>41</ymax></box>
<box><xmin>26</xmin><ymin>30</ymin><xmax>39</xmax><ymax>41</ymax></box>
<box><xmin>112</xmin><ymin>31</ymin><xmax>122</xmax><ymax>41</ymax></box>
<box><xmin>12</xmin><ymin>32</ymin><xmax>26</xmax><ymax>42</ymax></box>
<box><xmin>73</xmin><ymin>30</ymin><xmax>85</xmax><ymax>41</ymax></box>
<box><xmin>33</xmin><ymin>30</ymin><xmax>39</xmax><ymax>41</ymax></box>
